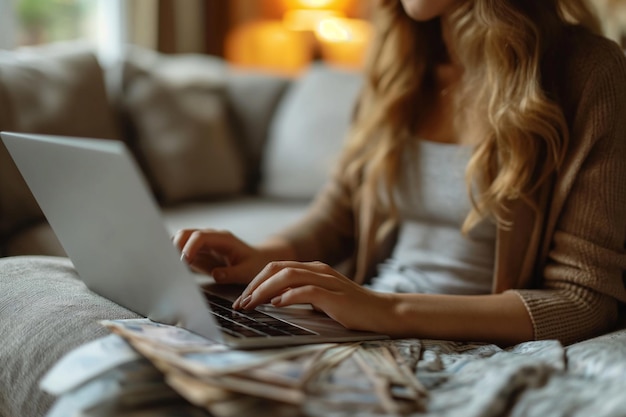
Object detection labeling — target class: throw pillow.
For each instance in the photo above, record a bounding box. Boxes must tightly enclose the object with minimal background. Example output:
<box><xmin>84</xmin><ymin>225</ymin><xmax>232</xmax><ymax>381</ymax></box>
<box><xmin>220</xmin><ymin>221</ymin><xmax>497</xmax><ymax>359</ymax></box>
<box><xmin>123</xmin><ymin>48</ymin><xmax>245</xmax><ymax>204</ymax></box>
<box><xmin>260</xmin><ymin>63</ymin><xmax>362</xmax><ymax>200</ymax></box>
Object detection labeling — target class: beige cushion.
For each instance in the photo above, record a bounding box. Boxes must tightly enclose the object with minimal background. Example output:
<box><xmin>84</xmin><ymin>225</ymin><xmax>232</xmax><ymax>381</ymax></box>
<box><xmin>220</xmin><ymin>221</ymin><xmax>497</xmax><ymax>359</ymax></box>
<box><xmin>0</xmin><ymin>42</ymin><xmax>120</xmax><ymax>245</ymax></box>
<box><xmin>122</xmin><ymin>48</ymin><xmax>245</xmax><ymax>204</ymax></box>
<box><xmin>260</xmin><ymin>64</ymin><xmax>362</xmax><ymax>200</ymax></box>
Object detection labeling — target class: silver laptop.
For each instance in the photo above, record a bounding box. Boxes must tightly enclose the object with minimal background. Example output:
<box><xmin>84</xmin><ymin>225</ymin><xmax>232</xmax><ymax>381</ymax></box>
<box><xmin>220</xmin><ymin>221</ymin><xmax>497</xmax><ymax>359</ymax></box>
<box><xmin>1</xmin><ymin>132</ymin><xmax>387</xmax><ymax>348</ymax></box>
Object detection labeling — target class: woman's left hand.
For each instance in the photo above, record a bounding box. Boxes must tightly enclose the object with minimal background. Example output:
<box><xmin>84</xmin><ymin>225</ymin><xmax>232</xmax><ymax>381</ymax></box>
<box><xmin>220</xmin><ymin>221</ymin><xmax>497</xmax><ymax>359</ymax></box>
<box><xmin>232</xmin><ymin>261</ymin><xmax>394</xmax><ymax>333</ymax></box>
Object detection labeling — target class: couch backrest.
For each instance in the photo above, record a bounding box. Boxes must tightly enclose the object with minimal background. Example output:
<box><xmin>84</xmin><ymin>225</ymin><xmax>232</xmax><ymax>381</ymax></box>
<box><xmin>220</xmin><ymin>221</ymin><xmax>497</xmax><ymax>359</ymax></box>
<box><xmin>0</xmin><ymin>42</ymin><xmax>362</xmax><ymax>255</ymax></box>
<box><xmin>116</xmin><ymin>47</ymin><xmax>363</xmax><ymax>205</ymax></box>
<box><xmin>0</xmin><ymin>43</ymin><xmax>288</xmax><ymax>252</ymax></box>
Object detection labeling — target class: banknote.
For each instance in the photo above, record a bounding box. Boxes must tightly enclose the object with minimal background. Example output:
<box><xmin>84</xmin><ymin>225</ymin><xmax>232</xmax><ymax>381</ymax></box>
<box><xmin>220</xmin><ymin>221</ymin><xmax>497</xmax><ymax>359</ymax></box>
<box><xmin>42</xmin><ymin>317</ymin><xmax>431</xmax><ymax>417</ymax></box>
<box><xmin>130</xmin><ymin>337</ymin><xmax>335</xmax><ymax>376</ymax></box>
<box><xmin>40</xmin><ymin>334</ymin><xmax>141</xmax><ymax>396</ymax></box>
<box><xmin>101</xmin><ymin>319</ymin><xmax>224</xmax><ymax>352</ymax></box>
<box><xmin>165</xmin><ymin>371</ymin><xmax>234</xmax><ymax>406</ymax></box>
<box><xmin>79</xmin><ymin>401</ymin><xmax>211</xmax><ymax>417</ymax></box>
<box><xmin>303</xmin><ymin>344</ymin><xmax>361</xmax><ymax>392</ymax></box>
<box><xmin>236</xmin><ymin>354</ymin><xmax>318</xmax><ymax>388</ymax></box>
<box><xmin>90</xmin><ymin>319</ymin><xmax>429</xmax><ymax>415</ymax></box>
<box><xmin>166</xmin><ymin>367</ymin><xmax>307</xmax><ymax>406</ymax></box>
<box><xmin>206</xmin><ymin>396</ymin><xmax>299</xmax><ymax>417</ymax></box>
<box><xmin>356</xmin><ymin>343</ymin><xmax>428</xmax><ymax>398</ymax></box>
<box><xmin>352</xmin><ymin>343</ymin><xmax>427</xmax><ymax>414</ymax></box>
<box><xmin>45</xmin><ymin>359</ymin><xmax>167</xmax><ymax>417</ymax></box>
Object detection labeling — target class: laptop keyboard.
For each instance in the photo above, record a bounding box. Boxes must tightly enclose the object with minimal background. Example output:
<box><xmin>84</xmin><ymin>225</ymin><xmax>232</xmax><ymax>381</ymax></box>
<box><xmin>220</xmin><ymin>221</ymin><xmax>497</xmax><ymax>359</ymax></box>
<box><xmin>203</xmin><ymin>291</ymin><xmax>317</xmax><ymax>338</ymax></box>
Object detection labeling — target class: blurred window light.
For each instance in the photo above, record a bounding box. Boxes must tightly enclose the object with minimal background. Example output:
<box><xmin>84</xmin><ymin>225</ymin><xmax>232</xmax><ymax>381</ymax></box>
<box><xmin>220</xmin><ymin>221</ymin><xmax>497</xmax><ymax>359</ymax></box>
<box><xmin>0</xmin><ymin>0</ymin><xmax>16</xmax><ymax>49</ymax></box>
<box><xmin>1</xmin><ymin>0</ymin><xmax>125</xmax><ymax>62</ymax></box>
<box><xmin>14</xmin><ymin>0</ymin><xmax>99</xmax><ymax>46</ymax></box>
<box><xmin>96</xmin><ymin>0</ymin><xmax>126</xmax><ymax>66</ymax></box>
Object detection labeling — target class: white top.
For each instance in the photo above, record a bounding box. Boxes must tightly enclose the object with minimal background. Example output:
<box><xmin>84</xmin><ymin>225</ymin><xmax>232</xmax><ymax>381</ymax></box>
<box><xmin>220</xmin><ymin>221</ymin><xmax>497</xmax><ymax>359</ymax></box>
<box><xmin>369</xmin><ymin>140</ymin><xmax>496</xmax><ymax>295</ymax></box>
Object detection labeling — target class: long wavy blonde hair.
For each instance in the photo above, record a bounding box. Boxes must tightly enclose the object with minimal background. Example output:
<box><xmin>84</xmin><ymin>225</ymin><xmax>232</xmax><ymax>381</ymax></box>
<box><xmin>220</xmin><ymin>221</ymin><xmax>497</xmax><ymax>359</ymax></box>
<box><xmin>339</xmin><ymin>0</ymin><xmax>601</xmax><ymax>235</ymax></box>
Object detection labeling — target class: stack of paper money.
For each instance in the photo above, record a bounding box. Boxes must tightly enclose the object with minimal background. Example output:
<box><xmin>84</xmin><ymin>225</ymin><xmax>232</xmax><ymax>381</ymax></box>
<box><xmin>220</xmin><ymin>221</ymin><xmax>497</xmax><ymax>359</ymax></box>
<box><xmin>42</xmin><ymin>318</ymin><xmax>428</xmax><ymax>416</ymax></box>
<box><xmin>40</xmin><ymin>333</ymin><xmax>211</xmax><ymax>417</ymax></box>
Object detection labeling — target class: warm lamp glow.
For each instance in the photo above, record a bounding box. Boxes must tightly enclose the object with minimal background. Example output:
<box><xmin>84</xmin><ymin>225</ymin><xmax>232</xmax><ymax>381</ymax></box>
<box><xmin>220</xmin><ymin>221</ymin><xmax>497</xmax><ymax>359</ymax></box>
<box><xmin>298</xmin><ymin>0</ymin><xmax>334</xmax><ymax>7</ymax></box>
<box><xmin>224</xmin><ymin>0</ymin><xmax>369</xmax><ymax>74</ymax></box>
<box><xmin>283</xmin><ymin>0</ymin><xmax>350</xmax><ymax>12</ymax></box>
<box><xmin>315</xmin><ymin>17</ymin><xmax>373</xmax><ymax>68</ymax></box>
<box><xmin>283</xmin><ymin>9</ymin><xmax>344</xmax><ymax>32</ymax></box>
<box><xmin>225</xmin><ymin>21</ymin><xmax>313</xmax><ymax>75</ymax></box>
<box><xmin>316</xmin><ymin>17</ymin><xmax>371</xmax><ymax>43</ymax></box>
<box><xmin>317</xmin><ymin>19</ymin><xmax>351</xmax><ymax>41</ymax></box>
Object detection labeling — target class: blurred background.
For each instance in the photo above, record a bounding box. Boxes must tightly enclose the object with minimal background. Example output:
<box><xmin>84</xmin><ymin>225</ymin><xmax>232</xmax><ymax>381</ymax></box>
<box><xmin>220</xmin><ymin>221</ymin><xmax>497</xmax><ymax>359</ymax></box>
<box><xmin>0</xmin><ymin>0</ymin><xmax>624</xmax><ymax>74</ymax></box>
<box><xmin>0</xmin><ymin>0</ymin><xmax>373</xmax><ymax>74</ymax></box>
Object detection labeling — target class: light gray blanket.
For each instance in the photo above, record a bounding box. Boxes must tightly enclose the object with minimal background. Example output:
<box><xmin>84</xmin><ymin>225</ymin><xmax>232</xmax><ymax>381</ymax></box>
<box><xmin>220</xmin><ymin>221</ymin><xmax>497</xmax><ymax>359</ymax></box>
<box><xmin>401</xmin><ymin>334</ymin><xmax>626</xmax><ymax>417</ymax></box>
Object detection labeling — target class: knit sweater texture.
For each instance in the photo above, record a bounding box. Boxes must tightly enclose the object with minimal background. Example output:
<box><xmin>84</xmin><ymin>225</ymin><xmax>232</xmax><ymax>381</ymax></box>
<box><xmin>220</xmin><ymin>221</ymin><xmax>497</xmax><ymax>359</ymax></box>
<box><xmin>278</xmin><ymin>28</ymin><xmax>626</xmax><ymax>345</ymax></box>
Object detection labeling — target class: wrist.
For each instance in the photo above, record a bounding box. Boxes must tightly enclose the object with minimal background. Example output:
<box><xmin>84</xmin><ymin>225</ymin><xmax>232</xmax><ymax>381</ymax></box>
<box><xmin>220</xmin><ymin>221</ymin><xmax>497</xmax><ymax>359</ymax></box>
<box><xmin>256</xmin><ymin>237</ymin><xmax>297</xmax><ymax>262</ymax></box>
<box><xmin>375</xmin><ymin>292</ymin><xmax>429</xmax><ymax>338</ymax></box>
<box><xmin>368</xmin><ymin>291</ymin><xmax>407</xmax><ymax>335</ymax></box>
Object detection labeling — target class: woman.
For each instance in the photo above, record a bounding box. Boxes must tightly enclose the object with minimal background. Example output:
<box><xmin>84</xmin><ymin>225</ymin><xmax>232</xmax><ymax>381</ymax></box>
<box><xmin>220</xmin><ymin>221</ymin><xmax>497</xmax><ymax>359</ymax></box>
<box><xmin>174</xmin><ymin>0</ymin><xmax>626</xmax><ymax>346</ymax></box>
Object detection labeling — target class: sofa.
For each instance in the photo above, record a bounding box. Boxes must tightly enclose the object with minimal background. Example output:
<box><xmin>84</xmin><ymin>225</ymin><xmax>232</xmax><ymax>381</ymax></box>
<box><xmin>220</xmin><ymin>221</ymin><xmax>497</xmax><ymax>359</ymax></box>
<box><xmin>0</xmin><ymin>42</ymin><xmax>363</xmax><ymax>417</ymax></box>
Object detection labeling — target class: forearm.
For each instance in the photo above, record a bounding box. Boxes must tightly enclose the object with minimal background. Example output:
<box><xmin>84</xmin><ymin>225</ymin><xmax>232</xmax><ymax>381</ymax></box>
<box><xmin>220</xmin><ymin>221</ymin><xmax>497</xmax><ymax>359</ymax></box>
<box><xmin>256</xmin><ymin>236</ymin><xmax>298</xmax><ymax>263</ymax></box>
<box><xmin>380</xmin><ymin>291</ymin><xmax>534</xmax><ymax>346</ymax></box>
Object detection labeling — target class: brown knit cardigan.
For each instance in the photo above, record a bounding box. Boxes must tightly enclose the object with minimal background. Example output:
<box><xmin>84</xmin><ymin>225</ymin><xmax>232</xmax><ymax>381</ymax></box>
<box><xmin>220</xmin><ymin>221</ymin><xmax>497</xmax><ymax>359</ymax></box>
<box><xmin>279</xmin><ymin>28</ymin><xmax>626</xmax><ymax>345</ymax></box>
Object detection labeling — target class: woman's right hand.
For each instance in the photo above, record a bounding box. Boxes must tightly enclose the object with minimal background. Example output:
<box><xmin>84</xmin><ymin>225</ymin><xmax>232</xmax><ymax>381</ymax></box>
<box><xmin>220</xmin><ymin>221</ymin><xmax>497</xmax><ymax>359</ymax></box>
<box><xmin>173</xmin><ymin>229</ymin><xmax>269</xmax><ymax>285</ymax></box>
